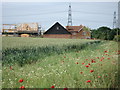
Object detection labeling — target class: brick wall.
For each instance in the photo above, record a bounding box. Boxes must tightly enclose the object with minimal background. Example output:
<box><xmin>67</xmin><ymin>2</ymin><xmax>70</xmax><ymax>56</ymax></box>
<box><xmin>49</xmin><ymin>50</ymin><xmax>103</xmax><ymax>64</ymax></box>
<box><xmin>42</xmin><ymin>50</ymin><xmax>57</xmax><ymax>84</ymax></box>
<box><xmin>43</xmin><ymin>34</ymin><xmax>72</xmax><ymax>38</ymax></box>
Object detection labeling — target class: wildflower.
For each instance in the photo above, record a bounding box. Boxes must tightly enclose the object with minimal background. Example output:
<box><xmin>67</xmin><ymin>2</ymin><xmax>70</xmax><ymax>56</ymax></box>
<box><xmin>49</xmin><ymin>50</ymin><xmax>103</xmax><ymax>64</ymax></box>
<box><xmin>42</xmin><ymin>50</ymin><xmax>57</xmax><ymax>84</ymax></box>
<box><xmin>107</xmin><ymin>58</ymin><xmax>110</xmax><ymax>60</ymax></box>
<box><xmin>20</xmin><ymin>86</ymin><xmax>25</xmax><ymax>89</ymax></box>
<box><xmin>64</xmin><ymin>88</ymin><xmax>68</xmax><ymax>90</ymax></box>
<box><xmin>104</xmin><ymin>51</ymin><xmax>108</xmax><ymax>53</ymax></box>
<box><xmin>76</xmin><ymin>62</ymin><xmax>78</xmax><ymax>64</ymax></box>
<box><xmin>98</xmin><ymin>76</ymin><xmax>101</xmax><ymax>78</ymax></box>
<box><xmin>10</xmin><ymin>66</ymin><xmax>12</xmax><ymax>70</ymax></box>
<box><xmin>82</xmin><ymin>63</ymin><xmax>84</xmax><ymax>65</ymax></box>
<box><xmin>86</xmin><ymin>65</ymin><xmax>89</xmax><ymax>68</ymax></box>
<box><xmin>90</xmin><ymin>70</ymin><xmax>94</xmax><ymax>73</ymax></box>
<box><xmin>88</xmin><ymin>63</ymin><xmax>90</xmax><ymax>65</ymax></box>
<box><xmin>86</xmin><ymin>80</ymin><xmax>91</xmax><ymax>83</ymax></box>
<box><xmin>101</xmin><ymin>57</ymin><xmax>104</xmax><ymax>59</ymax></box>
<box><xmin>51</xmin><ymin>86</ymin><xmax>55</xmax><ymax>88</ymax></box>
<box><xmin>100</xmin><ymin>59</ymin><xmax>103</xmax><ymax>61</ymax></box>
<box><xmin>86</xmin><ymin>59</ymin><xmax>88</xmax><ymax>60</ymax></box>
<box><xmin>64</xmin><ymin>56</ymin><xmax>66</xmax><ymax>58</ymax></box>
<box><xmin>19</xmin><ymin>79</ymin><xmax>24</xmax><ymax>83</ymax></box>
<box><xmin>96</xmin><ymin>57</ymin><xmax>99</xmax><ymax>59</ymax></box>
<box><xmin>44</xmin><ymin>89</ymin><xmax>47</xmax><ymax>90</ymax></box>
<box><xmin>80</xmin><ymin>72</ymin><xmax>83</xmax><ymax>74</ymax></box>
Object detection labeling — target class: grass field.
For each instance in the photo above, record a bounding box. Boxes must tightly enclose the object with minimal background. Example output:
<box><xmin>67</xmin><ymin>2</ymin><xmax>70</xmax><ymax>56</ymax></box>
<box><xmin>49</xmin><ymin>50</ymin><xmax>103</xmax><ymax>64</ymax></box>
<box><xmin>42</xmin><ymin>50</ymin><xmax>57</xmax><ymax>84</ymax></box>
<box><xmin>2</xmin><ymin>37</ymin><xmax>119</xmax><ymax>88</ymax></box>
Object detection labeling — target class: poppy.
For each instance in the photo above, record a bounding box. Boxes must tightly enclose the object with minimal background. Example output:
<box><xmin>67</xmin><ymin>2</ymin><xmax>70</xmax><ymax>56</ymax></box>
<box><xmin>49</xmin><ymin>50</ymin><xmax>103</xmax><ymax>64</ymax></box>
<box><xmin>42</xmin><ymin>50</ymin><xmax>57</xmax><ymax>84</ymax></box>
<box><xmin>80</xmin><ymin>72</ymin><xmax>83</xmax><ymax>74</ymax></box>
<box><xmin>76</xmin><ymin>62</ymin><xmax>78</xmax><ymax>64</ymax></box>
<box><xmin>98</xmin><ymin>76</ymin><xmax>101</xmax><ymax>78</ymax></box>
<box><xmin>86</xmin><ymin>80</ymin><xmax>91</xmax><ymax>83</ymax></box>
<box><xmin>64</xmin><ymin>88</ymin><xmax>68</xmax><ymax>90</ymax></box>
<box><xmin>51</xmin><ymin>86</ymin><xmax>55</xmax><ymax>88</ymax></box>
<box><xmin>86</xmin><ymin>65</ymin><xmax>89</xmax><ymax>68</ymax></box>
<box><xmin>44</xmin><ymin>89</ymin><xmax>47</xmax><ymax>90</ymax></box>
<box><xmin>64</xmin><ymin>56</ymin><xmax>66</xmax><ymax>58</ymax></box>
<box><xmin>10</xmin><ymin>66</ymin><xmax>12</xmax><ymax>70</ymax></box>
<box><xmin>104</xmin><ymin>51</ymin><xmax>108</xmax><ymax>53</ymax></box>
<box><xmin>82</xmin><ymin>63</ymin><xmax>84</xmax><ymax>65</ymax></box>
<box><xmin>19</xmin><ymin>79</ymin><xmax>24</xmax><ymax>83</ymax></box>
<box><xmin>20</xmin><ymin>86</ymin><xmax>25</xmax><ymax>89</ymax></box>
<box><xmin>88</xmin><ymin>63</ymin><xmax>90</xmax><ymax>65</ymax></box>
<box><xmin>86</xmin><ymin>59</ymin><xmax>88</xmax><ymax>60</ymax></box>
<box><xmin>100</xmin><ymin>59</ymin><xmax>103</xmax><ymax>61</ymax></box>
<box><xmin>96</xmin><ymin>57</ymin><xmax>99</xmax><ymax>59</ymax></box>
<box><xmin>90</xmin><ymin>70</ymin><xmax>94</xmax><ymax>72</ymax></box>
<box><xmin>107</xmin><ymin>58</ymin><xmax>110</xmax><ymax>59</ymax></box>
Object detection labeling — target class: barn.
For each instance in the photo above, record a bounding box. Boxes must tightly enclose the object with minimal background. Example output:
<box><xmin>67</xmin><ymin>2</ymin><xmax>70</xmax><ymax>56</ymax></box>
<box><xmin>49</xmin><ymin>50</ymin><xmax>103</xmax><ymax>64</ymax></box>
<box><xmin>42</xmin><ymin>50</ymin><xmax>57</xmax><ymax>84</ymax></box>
<box><xmin>43</xmin><ymin>22</ymin><xmax>72</xmax><ymax>38</ymax></box>
<box><xmin>43</xmin><ymin>22</ymin><xmax>91</xmax><ymax>39</ymax></box>
<box><xmin>66</xmin><ymin>25</ymin><xmax>91</xmax><ymax>39</ymax></box>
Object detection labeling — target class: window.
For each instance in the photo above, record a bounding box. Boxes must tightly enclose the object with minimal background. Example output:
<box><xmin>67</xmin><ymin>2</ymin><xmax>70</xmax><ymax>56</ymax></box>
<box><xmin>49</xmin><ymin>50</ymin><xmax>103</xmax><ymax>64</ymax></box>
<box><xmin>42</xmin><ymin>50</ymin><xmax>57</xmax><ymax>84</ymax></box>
<box><xmin>82</xmin><ymin>31</ymin><xmax>86</xmax><ymax>35</ymax></box>
<box><xmin>57</xmin><ymin>27</ymin><xmax>59</xmax><ymax>30</ymax></box>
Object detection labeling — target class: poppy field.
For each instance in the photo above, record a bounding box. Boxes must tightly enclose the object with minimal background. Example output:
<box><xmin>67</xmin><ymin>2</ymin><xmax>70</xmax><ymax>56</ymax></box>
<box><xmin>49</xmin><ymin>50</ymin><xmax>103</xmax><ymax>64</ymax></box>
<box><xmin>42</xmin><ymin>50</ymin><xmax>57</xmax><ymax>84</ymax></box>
<box><xmin>2</xmin><ymin>37</ymin><xmax>119</xmax><ymax>88</ymax></box>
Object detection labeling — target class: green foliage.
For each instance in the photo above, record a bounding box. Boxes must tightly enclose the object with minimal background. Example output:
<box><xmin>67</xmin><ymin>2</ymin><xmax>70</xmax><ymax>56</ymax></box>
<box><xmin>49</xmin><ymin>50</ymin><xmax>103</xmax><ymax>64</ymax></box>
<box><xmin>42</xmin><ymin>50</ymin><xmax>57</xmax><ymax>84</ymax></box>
<box><xmin>113</xmin><ymin>35</ymin><xmax>120</xmax><ymax>41</ymax></box>
<box><xmin>91</xmin><ymin>27</ymin><xmax>120</xmax><ymax>41</ymax></box>
<box><xmin>2</xmin><ymin>39</ymin><xmax>119</xmax><ymax>88</ymax></box>
<box><xmin>2</xmin><ymin>37</ymin><xmax>101</xmax><ymax>66</ymax></box>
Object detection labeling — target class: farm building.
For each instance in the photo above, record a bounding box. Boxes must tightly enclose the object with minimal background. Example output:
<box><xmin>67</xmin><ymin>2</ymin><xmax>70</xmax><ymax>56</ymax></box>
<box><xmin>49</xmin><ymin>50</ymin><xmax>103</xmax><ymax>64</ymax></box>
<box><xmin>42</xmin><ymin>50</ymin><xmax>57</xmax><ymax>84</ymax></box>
<box><xmin>43</xmin><ymin>22</ymin><xmax>91</xmax><ymax>39</ymax></box>
<box><xmin>43</xmin><ymin>22</ymin><xmax>72</xmax><ymax>38</ymax></box>
<box><xmin>66</xmin><ymin>25</ymin><xmax>91</xmax><ymax>39</ymax></box>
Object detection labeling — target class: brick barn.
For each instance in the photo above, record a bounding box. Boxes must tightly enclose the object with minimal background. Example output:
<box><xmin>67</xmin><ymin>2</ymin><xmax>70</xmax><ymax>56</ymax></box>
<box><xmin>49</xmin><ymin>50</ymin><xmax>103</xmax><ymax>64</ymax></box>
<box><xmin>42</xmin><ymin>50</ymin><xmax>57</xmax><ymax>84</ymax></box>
<box><xmin>43</xmin><ymin>22</ymin><xmax>91</xmax><ymax>39</ymax></box>
<box><xmin>66</xmin><ymin>25</ymin><xmax>91</xmax><ymax>39</ymax></box>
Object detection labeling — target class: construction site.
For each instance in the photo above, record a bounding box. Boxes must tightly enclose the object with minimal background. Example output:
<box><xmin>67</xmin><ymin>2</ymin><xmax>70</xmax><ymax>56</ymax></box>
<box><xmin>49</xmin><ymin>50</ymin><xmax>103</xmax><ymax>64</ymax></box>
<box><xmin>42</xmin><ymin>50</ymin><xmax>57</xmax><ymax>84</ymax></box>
<box><xmin>2</xmin><ymin>23</ymin><xmax>43</xmax><ymax>37</ymax></box>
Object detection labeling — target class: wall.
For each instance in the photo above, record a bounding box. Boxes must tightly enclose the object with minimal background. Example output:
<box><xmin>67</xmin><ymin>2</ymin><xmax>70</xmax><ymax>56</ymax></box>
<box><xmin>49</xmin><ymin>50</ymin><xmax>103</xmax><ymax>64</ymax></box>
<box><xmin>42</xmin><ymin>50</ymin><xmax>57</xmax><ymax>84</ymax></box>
<box><xmin>43</xmin><ymin>34</ymin><xmax>72</xmax><ymax>38</ymax></box>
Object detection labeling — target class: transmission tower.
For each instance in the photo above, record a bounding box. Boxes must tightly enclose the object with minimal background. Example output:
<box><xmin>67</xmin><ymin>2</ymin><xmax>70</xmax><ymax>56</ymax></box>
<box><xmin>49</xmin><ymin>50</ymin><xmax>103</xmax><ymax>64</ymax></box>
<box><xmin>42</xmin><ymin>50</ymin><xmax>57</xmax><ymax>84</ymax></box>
<box><xmin>113</xmin><ymin>11</ymin><xmax>117</xmax><ymax>29</ymax></box>
<box><xmin>67</xmin><ymin>3</ymin><xmax>72</xmax><ymax>26</ymax></box>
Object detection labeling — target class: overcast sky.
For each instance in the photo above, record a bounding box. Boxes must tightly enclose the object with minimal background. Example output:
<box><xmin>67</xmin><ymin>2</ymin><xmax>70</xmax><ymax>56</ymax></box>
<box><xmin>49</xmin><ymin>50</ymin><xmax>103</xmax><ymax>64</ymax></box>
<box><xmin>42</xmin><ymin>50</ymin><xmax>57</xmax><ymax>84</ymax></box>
<box><xmin>2</xmin><ymin>2</ymin><xmax>118</xmax><ymax>30</ymax></box>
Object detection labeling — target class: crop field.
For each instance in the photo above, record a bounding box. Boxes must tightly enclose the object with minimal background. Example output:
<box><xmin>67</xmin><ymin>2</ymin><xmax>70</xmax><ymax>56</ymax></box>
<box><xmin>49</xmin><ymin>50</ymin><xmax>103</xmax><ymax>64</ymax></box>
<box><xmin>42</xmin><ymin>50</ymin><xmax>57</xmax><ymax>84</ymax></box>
<box><xmin>2</xmin><ymin>37</ymin><xmax>119</xmax><ymax>88</ymax></box>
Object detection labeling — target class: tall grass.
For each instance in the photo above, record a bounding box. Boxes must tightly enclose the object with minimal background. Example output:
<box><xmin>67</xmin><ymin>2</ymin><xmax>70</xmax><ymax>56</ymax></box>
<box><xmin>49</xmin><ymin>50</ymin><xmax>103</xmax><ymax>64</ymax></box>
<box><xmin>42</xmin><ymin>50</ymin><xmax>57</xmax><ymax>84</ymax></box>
<box><xmin>2</xmin><ymin>37</ymin><xmax>119</xmax><ymax>88</ymax></box>
<box><xmin>2</xmin><ymin>37</ymin><xmax>101</xmax><ymax>66</ymax></box>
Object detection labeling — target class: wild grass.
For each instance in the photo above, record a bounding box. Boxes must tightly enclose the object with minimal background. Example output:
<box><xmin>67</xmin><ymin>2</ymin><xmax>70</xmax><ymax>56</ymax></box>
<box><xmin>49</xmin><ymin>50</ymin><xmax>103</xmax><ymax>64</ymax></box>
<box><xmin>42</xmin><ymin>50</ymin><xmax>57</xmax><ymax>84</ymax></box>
<box><xmin>2</xmin><ymin>37</ymin><xmax>119</xmax><ymax>88</ymax></box>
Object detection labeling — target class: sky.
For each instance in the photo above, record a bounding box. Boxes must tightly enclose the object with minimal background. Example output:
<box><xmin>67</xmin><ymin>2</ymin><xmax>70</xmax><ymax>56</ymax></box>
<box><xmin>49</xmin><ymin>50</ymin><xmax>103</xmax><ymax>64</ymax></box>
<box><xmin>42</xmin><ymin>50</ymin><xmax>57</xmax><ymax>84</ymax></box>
<box><xmin>2</xmin><ymin>1</ymin><xmax>119</xmax><ymax>30</ymax></box>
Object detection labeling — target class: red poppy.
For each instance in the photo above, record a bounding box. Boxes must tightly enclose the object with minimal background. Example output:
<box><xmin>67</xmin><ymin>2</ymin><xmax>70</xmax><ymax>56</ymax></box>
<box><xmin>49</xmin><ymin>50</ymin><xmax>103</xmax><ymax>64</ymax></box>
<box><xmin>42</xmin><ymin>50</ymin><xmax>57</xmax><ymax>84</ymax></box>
<box><xmin>101</xmin><ymin>57</ymin><xmax>104</xmax><ymax>59</ymax></box>
<box><xmin>44</xmin><ymin>89</ymin><xmax>48</xmax><ymax>90</ymax></box>
<box><xmin>88</xmin><ymin>63</ymin><xmax>90</xmax><ymax>65</ymax></box>
<box><xmin>96</xmin><ymin>57</ymin><xmax>99</xmax><ymax>59</ymax></box>
<box><xmin>51</xmin><ymin>86</ymin><xmax>55</xmax><ymax>88</ymax></box>
<box><xmin>90</xmin><ymin>70</ymin><xmax>94</xmax><ymax>72</ymax></box>
<box><xmin>76</xmin><ymin>62</ymin><xmax>78</xmax><ymax>64</ymax></box>
<box><xmin>98</xmin><ymin>76</ymin><xmax>101</xmax><ymax>78</ymax></box>
<box><xmin>20</xmin><ymin>86</ymin><xmax>25</xmax><ymax>89</ymax></box>
<box><xmin>64</xmin><ymin>56</ymin><xmax>66</xmax><ymax>58</ymax></box>
<box><xmin>82</xmin><ymin>63</ymin><xmax>84</xmax><ymax>65</ymax></box>
<box><xmin>86</xmin><ymin>59</ymin><xmax>88</xmax><ymax>60</ymax></box>
<box><xmin>107</xmin><ymin>58</ymin><xmax>110</xmax><ymax>59</ymax></box>
<box><xmin>19</xmin><ymin>79</ymin><xmax>24</xmax><ymax>83</ymax></box>
<box><xmin>86</xmin><ymin>65</ymin><xmax>89</xmax><ymax>68</ymax></box>
<box><xmin>104</xmin><ymin>51</ymin><xmax>108</xmax><ymax>53</ymax></box>
<box><xmin>100</xmin><ymin>59</ymin><xmax>103</xmax><ymax>61</ymax></box>
<box><xmin>64</xmin><ymin>88</ymin><xmax>68</xmax><ymax>90</ymax></box>
<box><xmin>91</xmin><ymin>60</ymin><xmax>96</xmax><ymax>63</ymax></box>
<box><xmin>86</xmin><ymin>80</ymin><xmax>91</xmax><ymax>83</ymax></box>
<box><xmin>80</xmin><ymin>72</ymin><xmax>83</xmax><ymax>74</ymax></box>
<box><xmin>10</xmin><ymin>66</ymin><xmax>12</xmax><ymax>70</ymax></box>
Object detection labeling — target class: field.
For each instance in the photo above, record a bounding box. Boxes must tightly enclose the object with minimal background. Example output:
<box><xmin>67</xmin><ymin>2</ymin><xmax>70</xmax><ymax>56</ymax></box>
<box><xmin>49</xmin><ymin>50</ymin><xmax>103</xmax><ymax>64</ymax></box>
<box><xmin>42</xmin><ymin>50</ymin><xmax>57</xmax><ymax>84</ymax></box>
<box><xmin>2</xmin><ymin>37</ymin><xmax>119</xmax><ymax>88</ymax></box>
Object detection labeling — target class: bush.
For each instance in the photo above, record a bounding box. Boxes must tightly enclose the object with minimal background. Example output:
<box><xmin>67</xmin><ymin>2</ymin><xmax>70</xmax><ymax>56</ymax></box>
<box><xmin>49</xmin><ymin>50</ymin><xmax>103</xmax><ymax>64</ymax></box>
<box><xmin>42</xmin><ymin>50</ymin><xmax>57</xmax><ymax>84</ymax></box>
<box><xmin>113</xmin><ymin>35</ymin><xmax>120</xmax><ymax>41</ymax></box>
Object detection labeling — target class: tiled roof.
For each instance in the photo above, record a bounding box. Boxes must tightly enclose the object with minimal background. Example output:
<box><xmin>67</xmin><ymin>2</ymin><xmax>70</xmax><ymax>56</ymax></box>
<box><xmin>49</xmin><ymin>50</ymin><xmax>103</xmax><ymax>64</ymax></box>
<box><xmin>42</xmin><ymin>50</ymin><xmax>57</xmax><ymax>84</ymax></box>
<box><xmin>66</xmin><ymin>25</ymin><xmax>84</xmax><ymax>32</ymax></box>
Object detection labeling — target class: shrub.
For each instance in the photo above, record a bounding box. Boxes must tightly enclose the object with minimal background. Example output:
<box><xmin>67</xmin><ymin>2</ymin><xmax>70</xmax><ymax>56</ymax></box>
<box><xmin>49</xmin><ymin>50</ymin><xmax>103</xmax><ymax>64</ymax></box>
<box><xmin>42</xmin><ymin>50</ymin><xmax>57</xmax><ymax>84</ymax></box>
<box><xmin>113</xmin><ymin>35</ymin><xmax>120</xmax><ymax>41</ymax></box>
